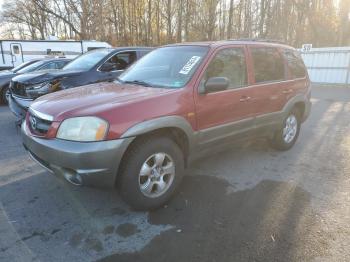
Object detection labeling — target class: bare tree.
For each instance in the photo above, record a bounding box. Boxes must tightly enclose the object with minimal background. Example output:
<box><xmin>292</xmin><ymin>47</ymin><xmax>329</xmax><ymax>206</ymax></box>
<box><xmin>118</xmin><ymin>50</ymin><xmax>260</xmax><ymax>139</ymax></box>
<box><xmin>0</xmin><ymin>0</ymin><xmax>347</xmax><ymax>48</ymax></box>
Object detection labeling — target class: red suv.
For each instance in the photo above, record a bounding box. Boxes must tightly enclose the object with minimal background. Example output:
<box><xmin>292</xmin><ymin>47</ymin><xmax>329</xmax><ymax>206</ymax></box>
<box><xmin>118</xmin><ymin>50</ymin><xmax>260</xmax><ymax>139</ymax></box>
<box><xmin>22</xmin><ymin>40</ymin><xmax>311</xmax><ymax>210</ymax></box>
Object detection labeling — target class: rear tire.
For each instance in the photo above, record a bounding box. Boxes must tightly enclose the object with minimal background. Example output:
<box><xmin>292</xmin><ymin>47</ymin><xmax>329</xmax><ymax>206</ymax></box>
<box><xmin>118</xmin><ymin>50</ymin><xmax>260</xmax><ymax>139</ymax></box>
<box><xmin>117</xmin><ymin>136</ymin><xmax>185</xmax><ymax>211</ymax></box>
<box><xmin>270</xmin><ymin>108</ymin><xmax>301</xmax><ymax>151</ymax></box>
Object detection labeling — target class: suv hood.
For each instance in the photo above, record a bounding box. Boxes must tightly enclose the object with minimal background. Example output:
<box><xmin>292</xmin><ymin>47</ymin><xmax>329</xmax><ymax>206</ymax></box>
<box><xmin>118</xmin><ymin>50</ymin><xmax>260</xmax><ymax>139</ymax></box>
<box><xmin>12</xmin><ymin>69</ymin><xmax>85</xmax><ymax>85</ymax></box>
<box><xmin>31</xmin><ymin>82</ymin><xmax>177</xmax><ymax>121</ymax></box>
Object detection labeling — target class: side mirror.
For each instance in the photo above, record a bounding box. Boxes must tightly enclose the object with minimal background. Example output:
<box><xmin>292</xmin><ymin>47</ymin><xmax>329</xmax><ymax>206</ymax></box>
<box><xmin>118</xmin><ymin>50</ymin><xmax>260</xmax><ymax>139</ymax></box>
<box><xmin>100</xmin><ymin>62</ymin><xmax>116</xmax><ymax>72</ymax></box>
<box><xmin>203</xmin><ymin>77</ymin><xmax>229</xmax><ymax>93</ymax></box>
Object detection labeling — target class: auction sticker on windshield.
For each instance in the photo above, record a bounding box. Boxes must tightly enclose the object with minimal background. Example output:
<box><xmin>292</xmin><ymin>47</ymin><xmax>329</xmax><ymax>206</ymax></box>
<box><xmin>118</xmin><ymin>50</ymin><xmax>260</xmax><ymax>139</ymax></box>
<box><xmin>179</xmin><ymin>56</ymin><xmax>201</xmax><ymax>75</ymax></box>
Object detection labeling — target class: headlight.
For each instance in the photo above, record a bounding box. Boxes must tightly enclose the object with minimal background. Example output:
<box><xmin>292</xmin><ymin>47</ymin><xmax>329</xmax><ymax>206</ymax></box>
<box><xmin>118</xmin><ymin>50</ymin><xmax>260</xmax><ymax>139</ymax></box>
<box><xmin>56</xmin><ymin>117</ymin><xmax>109</xmax><ymax>142</ymax></box>
<box><xmin>31</xmin><ymin>82</ymin><xmax>49</xmax><ymax>90</ymax></box>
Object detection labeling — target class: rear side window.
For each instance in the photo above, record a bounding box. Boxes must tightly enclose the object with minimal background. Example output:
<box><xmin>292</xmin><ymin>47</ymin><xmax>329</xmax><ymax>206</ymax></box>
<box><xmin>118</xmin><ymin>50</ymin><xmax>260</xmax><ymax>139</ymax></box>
<box><xmin>284</xmin><ymin>50</ymin><xmax>306</xmax><ymax>79</ymax></box>
<box><xmin>203</xmin><ymin>47</ymin><xmax>247</xmax><ymax>89</ymax></box>
<box><xmin>251</xmin><ymin>47</ymin><xmax>285</xmax><ymax>83</ymax></box>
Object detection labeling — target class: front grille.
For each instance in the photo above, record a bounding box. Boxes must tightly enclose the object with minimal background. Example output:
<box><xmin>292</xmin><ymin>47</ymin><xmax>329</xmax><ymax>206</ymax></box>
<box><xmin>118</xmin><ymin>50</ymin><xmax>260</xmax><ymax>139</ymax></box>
<box><xmin>11</xmin><ymin>81</ymin><xmax>27</xmax><ymax>97</ymax></box>
<box><xmin>28</xmin><ymin>113</ymin><xmax>52</xmax><ymax>135</ymax></box>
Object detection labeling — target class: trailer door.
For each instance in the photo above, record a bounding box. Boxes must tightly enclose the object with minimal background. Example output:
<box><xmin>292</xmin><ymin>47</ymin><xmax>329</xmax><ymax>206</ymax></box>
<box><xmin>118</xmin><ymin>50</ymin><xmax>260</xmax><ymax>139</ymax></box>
<box><xmin>10</xmin><ymin>43</ymin><xmax>24</xmax><ymax>67</ymax></box>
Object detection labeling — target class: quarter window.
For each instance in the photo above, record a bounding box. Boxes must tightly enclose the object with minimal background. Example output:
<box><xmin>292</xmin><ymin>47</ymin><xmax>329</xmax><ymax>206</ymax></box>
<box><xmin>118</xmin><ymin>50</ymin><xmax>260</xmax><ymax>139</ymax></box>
<box><xmin>203</xmin><ymin>48</ymin><xmax>247</xmax><ymax>89</ymax></box>
<box><xmin>251</xmin><ymin>47</ymin><xmax>285</xmax><ymax>83</ymax></box>
<box><xmin>284</xmin><ymin>50</ymin><xmax>306</xmax><ymax>79</ymax></box>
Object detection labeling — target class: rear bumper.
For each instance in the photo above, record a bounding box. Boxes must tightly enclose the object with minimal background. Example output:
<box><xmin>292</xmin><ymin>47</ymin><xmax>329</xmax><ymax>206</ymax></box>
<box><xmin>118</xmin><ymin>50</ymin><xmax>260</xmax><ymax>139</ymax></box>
<box><xmin>21</xmin><ymin>121</ymin><xmax>134</xmax><ymax>188</ymax></box>
<box><xmin>9</xmin><ymin>95</ymin><xmax>31</xmax><ymax>122</ymax></box>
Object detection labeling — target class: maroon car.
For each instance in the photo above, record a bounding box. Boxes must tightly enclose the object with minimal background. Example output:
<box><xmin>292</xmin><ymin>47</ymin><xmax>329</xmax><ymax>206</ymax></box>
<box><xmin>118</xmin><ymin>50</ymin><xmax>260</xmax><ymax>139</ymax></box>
<box><xmin>22</xmin><ymin>40</ymin><xmax>311</xmax><ymax>210</ymax></box>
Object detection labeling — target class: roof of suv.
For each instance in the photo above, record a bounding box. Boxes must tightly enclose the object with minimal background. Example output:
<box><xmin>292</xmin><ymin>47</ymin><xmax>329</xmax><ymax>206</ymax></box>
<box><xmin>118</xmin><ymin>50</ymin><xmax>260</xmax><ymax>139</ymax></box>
<box><xmin>166</xmin><ymin>39</ymin><xmax>295</xmax><ymax>50</ymax></box>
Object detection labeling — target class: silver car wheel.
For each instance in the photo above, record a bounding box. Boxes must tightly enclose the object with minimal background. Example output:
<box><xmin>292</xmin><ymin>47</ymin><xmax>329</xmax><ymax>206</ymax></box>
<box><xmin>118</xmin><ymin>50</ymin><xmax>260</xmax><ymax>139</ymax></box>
<box><xmin>283</xmin><ymin>114</ymin><xmax>298</xmax><ymax>144</ymax></box>
<box><xmin>139</xmin><ymin>152</ymin><xmax>175</xmax><ymax>198</ymax></box>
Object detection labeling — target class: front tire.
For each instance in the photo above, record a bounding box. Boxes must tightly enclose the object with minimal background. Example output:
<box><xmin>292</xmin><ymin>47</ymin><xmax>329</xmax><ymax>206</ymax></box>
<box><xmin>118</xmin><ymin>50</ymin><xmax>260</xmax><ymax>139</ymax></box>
<box><xmin>1</xmin><ymin>86</ymin><xmax>9</xmax><ymax>105</ymax></box>
<box><xmin>270</xmin><ymin>108</ymin><xmax>301</xmax><ymax>151</ymax></box>
<box><xmin>117</xmin><ymin>136</ymin><xmax>185</xmax><ymax>210</ymax></box>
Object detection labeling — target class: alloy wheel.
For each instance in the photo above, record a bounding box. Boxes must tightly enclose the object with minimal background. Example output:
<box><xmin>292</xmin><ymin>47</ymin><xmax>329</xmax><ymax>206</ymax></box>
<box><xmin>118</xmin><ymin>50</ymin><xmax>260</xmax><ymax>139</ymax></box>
<box><xmin>138</xmin><ymin>152</ymin><xmax>175</xmax><ymax>198</ymax></box>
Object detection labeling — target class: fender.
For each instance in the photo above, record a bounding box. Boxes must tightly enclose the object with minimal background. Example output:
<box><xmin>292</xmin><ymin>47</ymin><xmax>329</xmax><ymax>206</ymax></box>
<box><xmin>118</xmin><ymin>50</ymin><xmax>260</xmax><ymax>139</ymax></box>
<box><xmin>283</xmin><ymin>93</ymin><xmax>307</xmax><ymax>114</ymax></box>
<box><xmin>120</xmin><ymin>115</ymin><xmax>196</xmax><ymax>152</ymax></box>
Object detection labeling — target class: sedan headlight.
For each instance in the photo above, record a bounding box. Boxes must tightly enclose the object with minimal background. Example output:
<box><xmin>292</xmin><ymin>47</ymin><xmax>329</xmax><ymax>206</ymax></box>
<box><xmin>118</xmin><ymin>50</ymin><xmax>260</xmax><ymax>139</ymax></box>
<box><xmin>56</xmin><ymin>117</ymin><xmax>109</xmax><ymax>142</ymax></box>
<box><xmin>31</xmin><ymin>82</ymin><xmax>49</xmax><ymax>90</ymax></box>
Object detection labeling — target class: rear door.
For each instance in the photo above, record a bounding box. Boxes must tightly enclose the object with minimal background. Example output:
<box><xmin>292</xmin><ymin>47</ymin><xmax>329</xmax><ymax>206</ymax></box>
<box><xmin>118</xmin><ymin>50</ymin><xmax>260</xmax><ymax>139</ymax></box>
<box><xmin>248</xmin><ymin>46</ymin><xmax>288</xmax><ymax>128</ymax></box>
<box><xmin>194</xmin><ymin>45</ymin><xmax>256</xmax><ymax>146</ymax></box>
<box><xmin>10</xmin><ymin>43</ymin><xmax>24</xmax><ymax>67</ymax></box>
<box><xmin>283</xmin><ymin>49</ymin><xmax>309</xmax><ymax>97</ymax></box>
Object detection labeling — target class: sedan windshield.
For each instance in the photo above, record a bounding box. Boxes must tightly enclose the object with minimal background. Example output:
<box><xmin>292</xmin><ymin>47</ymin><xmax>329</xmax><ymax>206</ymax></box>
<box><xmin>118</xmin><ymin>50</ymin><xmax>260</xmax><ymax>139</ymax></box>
<box><xmin>63</xmin><ymin>49</ymin><xmax>111</xmax><ymax>71</ymax></box>
<box><xmin>118</xmin><ymin>46</ymin><xmax>209</xmax><ymax>88</ymax></box>
<box><xmin>16</xmin><ymin>60</ymin><xmax>49</xmax><ymax>74</ymax></box>
<box><xmin>11</xmin><ymin>60</ymin><xmax>38</xmax><ymax>73</ymax></box>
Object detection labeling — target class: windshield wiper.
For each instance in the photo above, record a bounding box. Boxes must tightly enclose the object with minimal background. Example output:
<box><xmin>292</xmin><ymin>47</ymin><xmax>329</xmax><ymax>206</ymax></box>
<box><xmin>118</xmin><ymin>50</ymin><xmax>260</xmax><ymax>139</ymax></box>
<box><xmin>123</xmin><ymin>80</ymin><xmax>153</xmax><ymax>87</ymax></box>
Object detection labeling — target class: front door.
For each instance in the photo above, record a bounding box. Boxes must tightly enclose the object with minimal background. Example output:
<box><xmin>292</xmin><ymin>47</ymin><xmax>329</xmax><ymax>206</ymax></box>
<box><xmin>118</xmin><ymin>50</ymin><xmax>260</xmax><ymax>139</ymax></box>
<box><xmin>10</xmin><ymin>44</ymin><xmax>23</xmax><ymax>67</ymax></box>
<box><xmin>194</xmin><ymin>46</ymin><xmax>256</xmax><ymax>146</ymax></box>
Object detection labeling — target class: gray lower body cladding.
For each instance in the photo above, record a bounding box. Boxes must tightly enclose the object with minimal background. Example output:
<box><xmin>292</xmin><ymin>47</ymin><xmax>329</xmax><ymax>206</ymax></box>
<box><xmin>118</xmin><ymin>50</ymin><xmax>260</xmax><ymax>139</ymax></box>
<box><xmin>21</xmin><ymin>122</ymin><xmax>134</xmax><ymax>187</ymax></box>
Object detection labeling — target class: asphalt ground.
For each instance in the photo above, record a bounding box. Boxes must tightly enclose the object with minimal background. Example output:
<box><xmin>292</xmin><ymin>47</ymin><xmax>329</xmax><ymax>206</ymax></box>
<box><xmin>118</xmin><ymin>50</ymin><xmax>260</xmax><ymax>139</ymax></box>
<box><xmin>0</xmin><ymin>85</ymin><xmax>349</xmax><ymax>261</ymax></box>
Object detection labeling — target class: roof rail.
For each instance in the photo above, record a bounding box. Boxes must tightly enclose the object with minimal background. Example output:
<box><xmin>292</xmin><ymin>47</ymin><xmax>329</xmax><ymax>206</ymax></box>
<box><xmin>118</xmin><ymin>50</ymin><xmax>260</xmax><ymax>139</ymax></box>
<box><xmin>228</xmin><ymin>38</ymin><xmax>287</xmax><ymax>45</ymax></box>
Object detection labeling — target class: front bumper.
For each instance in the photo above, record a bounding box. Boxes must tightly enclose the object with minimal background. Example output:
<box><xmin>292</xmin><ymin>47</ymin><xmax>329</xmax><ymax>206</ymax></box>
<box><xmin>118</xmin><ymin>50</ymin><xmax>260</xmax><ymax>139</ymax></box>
<box><xmin>9</xmin><ymin>94</ymin><xmax>32</xmax><ymax>122</ymax></box>
<box><xmin>21</xmin><ymin>121</ymin><xmax>134</xmax><ymax>187</ymax></box>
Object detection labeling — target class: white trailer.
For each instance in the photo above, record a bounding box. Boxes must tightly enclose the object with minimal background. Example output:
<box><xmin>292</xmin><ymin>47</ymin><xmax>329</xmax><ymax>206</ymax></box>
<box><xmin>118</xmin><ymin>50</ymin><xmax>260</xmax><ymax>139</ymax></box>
<box><xmin>0</xmin><ymin>40</ymin><xmax>111</xmax><ymax>70</ymax></box>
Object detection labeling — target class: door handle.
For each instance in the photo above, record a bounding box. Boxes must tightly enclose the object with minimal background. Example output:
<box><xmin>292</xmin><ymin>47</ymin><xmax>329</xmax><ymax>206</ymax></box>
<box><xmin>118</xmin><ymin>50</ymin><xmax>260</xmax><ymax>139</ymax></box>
<box><xmin>282</xmin><ymin>89</ymin><xmax>293</xmax><ymax>94</ymax></box>
<box><xmin>239</xmin><ymin>96</ymin><xmax>251</xmax><ymax>102</ymax></box>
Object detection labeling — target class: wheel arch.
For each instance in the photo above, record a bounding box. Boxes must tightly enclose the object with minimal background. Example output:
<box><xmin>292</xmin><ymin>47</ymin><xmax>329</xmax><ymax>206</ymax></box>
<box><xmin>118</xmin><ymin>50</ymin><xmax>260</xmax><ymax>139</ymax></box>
<box><xmin>283</xmin><ymin>94</ymin><xmax>307</xmax><ymax>119</ymax></box>
<box><xmin>121</xmin><ymin>116</ymin><xmax>195</xmax><ymax>149</ymax></box>
<box><xmin>115</xmin><ymin>116</ymin><xmax>195</xmax><ymax>184</ymax></box>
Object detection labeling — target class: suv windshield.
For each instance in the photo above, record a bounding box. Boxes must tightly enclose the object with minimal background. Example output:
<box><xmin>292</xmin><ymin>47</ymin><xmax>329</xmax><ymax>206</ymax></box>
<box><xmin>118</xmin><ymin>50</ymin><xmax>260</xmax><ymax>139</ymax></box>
<box><xmin>119</xmin><ymin>46</ymin><xmax>209</xmax><ymax>88</ymax></box>
<box><xmin>63</xmin><ymin>49</ymin><xmax>111</xmax><ymax>71</ymax></box>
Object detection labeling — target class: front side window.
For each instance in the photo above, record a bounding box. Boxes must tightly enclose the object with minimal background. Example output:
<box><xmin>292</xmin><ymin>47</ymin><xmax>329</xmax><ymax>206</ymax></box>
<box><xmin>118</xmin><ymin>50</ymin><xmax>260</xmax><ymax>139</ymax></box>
<box><xmin>38</xmin><ymin>62</ymin><xmax>57</xmax><ymax>70</ymax></box>
<box><xmin>202</xmin><ymin>47</ymin><xmax>247</xmax><ymax>89</ymax></box>
<box><xmin>284</xmin><ymin>50</ymin><xmax>307</xmax><ymax>79</ymax></box>
<box><xmin>63</xmin><ymin>49</ymin><xmax>111</xmax><ymax>71</ymax></box>
<box><xmin>119</xmin><ymin>46</ymin><xmax>209</xmax><ymax>89</ymax></box>
<box><xmin>251</xmin><ymin>47</ymin><xmax>285</xmax><ymax>83</ymax></box>
<box><xmin>56</xmin><ymin>61</ymin><xmax>69</xmax><ymax>69</ymax></box>
<box><xmin>101</xmin><ymin>51</ymin><xmax>137</xmax><ymax>71</ymax></box>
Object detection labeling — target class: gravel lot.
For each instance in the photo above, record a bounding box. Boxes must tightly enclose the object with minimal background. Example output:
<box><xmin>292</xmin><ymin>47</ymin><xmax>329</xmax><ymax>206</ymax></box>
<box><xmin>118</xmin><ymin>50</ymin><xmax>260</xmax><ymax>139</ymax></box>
<box><xmin>0</xmin><ymin>85</ymin><xmax>349</xmax><ymax>262</ymax></box>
